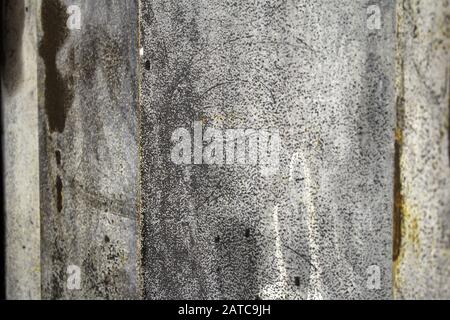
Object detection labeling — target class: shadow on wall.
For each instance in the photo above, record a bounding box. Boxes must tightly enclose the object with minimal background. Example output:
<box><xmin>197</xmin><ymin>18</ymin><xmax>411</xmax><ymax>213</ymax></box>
<box><xmin>0</xmin><ymin>0</ymin><xmax>6</xmax><ymax>301</ymax></box>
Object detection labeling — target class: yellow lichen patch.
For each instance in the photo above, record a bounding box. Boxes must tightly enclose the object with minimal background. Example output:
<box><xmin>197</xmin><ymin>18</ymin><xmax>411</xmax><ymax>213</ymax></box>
<box><xmin>395</xmin><ymin>127</ymin><xmax>403</xmax><ymax>144</ymax></box>
<box><xmin>392</xmin><ymin>198</ymin><xmax>409</xmax><ymax>298</ymax></box>
<box><xmin>400</xmin><ymin>204</ymin><xmax>421</xmax><ymax>254</ymax></box>
<box><xmin>392</xmin><ymin>250</ymin><xmax>404</xmax><ymax>297</ymax></box>
<box><xmin>408</xmin><ymin>215</ymin><xmax>421</xmax><ymax>254</ymax></box>
<box><xmin>393</xmin><ymin>196</ymin><xmax>423</xmax><ymax>298</ymax></box>
<box><xmin>392</xmin><ymin>140</ymin><xmax>404</xmax><ymax>298</ymax></box>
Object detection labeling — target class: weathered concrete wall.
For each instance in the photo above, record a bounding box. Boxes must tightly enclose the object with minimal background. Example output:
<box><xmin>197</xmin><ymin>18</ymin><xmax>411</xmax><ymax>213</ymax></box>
<box><xmin>141</xmin><ymin>0</ymin><xmax>395</xmax><ymax>299</ymax></box>
<box><xmin>394</xmin><ymin>0</ymin><xmax>450</xmax><ymax>299</ymax></box>
<box><xmin>2</xmin><ymin>0</ymin><xmax>41</xmax><ymax>300</ymax></box>
<box><xmin>2</xmin><ymin>0</ymin><xmax>450</xmax><ymax>300</ymax></box>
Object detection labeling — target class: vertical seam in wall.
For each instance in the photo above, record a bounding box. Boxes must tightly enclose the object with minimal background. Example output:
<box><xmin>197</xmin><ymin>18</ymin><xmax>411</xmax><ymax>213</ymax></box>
<box><xmin>136</xmin><ymin>0</ymin><xmax>144</xmax><ymax>299</ymax></box>
<box><xmin>393</xmin><ymin>0</ymin><xmax>406</xmax><ymax>300</ymax></box>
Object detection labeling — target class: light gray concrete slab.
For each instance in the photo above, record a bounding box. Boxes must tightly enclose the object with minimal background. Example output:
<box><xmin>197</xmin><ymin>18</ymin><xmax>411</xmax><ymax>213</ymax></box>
<box><xmin>2</xmin><ymin>0</ymin><xmax>41</xmax><ymax>300</ymax></box>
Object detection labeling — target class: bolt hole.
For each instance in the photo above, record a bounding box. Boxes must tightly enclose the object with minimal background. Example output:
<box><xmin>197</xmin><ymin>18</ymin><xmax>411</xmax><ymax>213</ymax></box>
<box><xmin>55</xmin><ymin>150</ymin><xmax>61</xmax><ymax>166</ymax></box>
<box><xmin>144</xmin><ymin>60</ymin><xmax>150</xmax><ymax>71</ymax></box>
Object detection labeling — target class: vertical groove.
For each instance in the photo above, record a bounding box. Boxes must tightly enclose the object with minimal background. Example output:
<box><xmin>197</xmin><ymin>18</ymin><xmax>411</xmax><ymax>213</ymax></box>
<box><xmin>393</xmin><ymin>0</ymin><xmax>406</xmax><ymax>298</ymax></box>
<box><xmin>136</xmin><ymin>0</ymin><xmax>144</xmax><ymax>299</ymax></box>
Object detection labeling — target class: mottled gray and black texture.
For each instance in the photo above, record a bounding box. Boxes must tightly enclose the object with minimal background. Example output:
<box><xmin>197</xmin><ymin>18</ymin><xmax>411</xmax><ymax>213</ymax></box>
<box><xmin>141</xmin><ymin>0</ymin><xmax>395</xmax><ymax>299</ymax></box>
<box><xmin>38</xmin><ymin>0</ymin><xmax>140</xmax><ymax>299</ymax></box>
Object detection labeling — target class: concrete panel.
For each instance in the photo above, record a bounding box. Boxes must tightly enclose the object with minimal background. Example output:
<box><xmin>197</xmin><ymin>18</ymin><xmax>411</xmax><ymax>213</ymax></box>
<box><xmin>141</xmin><ymin>0</ymin><xmax>395</xmax><ymax>299</ymax></box>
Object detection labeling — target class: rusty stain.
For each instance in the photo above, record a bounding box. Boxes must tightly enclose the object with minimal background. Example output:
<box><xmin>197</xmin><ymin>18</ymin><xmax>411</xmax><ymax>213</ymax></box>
<box><xmin>408</xmin><ymin>216</ymin><xmax>420</xmax><ymax>253</ymax></box>
<box><xmin>393</xmin><ymin>131</ymin><xmax>403</xmax><ymax>263</ymax></box>
<box><xmin>39</xmin><ymin>0</ymin><xmax>73</xmax><ymax>133</ymax></box>
<box><xmin>393</xmin><ymin>57</ymin><xmax>405</xmax><ymax>264</ymax></box>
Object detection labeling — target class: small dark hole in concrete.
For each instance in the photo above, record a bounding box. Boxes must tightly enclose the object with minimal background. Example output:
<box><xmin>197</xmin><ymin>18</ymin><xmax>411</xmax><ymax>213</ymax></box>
<box><xmin>104</xmin><ymin>235</ymin><xmax>110</xmax><ymax>243</ymax></box>
<box><xmin>245</xmin><ymin>228</ymin><xmax>250</xmax><ymax>238</ymax></box>
<box><xmin>214</xmin><ymin>236</ymin><xmax>220</xmax><ymax>243</ymax></box>
<box><xmin>295</xmin><ymin>276</ymin><xmax>300</xmax><ymax>286</ymax></box>
<box><xmin>56</xmin><ymin>175</ymin><xmax>63</xmax><ymax>212</ymax></box>
<box><xmin>22</xmin><ymin>246</ymin><xmax>26</xmax><ymax>250</ymax></box>
<box><xmin>55</xmin><ymin>150</ymin><xmax>61</xmax><ymax>166</ymax></box>
<box><xmin>144</xmin><ymin>60</ymin><xmax>150</xmax><ymax>71</ymax></box>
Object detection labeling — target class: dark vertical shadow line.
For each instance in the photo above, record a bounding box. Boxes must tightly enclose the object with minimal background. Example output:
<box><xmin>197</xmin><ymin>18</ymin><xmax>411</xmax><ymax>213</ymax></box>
<box><xmin>0</xmin><ymin>0</ymin><xmax>6</xmax><ymax>301</ymax></box>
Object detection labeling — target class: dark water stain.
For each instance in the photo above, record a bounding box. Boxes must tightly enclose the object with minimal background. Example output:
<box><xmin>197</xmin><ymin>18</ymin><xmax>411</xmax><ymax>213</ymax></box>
<box><xmin>1</xmin><ymin>0</ymin><xmax>25</xmax><ymax>94</ymax></box>
<box><xmin>56</xmin><ymin>175</ymin><xmax>63</xmax><ymax>212</ymax></box>
<box><xmin>39</xmin><ymin>0</ymin><xmax>73</xmax><ymax>133</ymax></box>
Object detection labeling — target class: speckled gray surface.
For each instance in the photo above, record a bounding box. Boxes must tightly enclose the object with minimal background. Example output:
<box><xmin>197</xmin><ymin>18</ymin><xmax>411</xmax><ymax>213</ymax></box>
<box><xmin>140</xmin><ymin>0</ymin><xmax>395</xmax><ymax>299</ymax></box>
<box><xmin>37</xmin><ymin>0</ymin><xmax>140</xmax><ymax>299</ymax></box>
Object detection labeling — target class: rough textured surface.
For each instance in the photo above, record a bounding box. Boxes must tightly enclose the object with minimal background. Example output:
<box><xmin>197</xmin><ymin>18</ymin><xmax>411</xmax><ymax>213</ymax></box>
<box><xmin>2</xmin><ymin>0</ymin><xmax>41</xmax><ymax>300</ymax></box>
<box><xmin>4</xmin><ymin>0</ymin><xmax>450</xmax><ymax>301</ymax></box>
<box><xmin>394</xmin><ymin>0</ymin><xmax>450</xmax><ymax>299</ymax></box>
<box><xmin>141</xmin><ymin>0</ymin><xmax>395</xmax><ymax>299</ymax></box>
<box><xmin>37</xmin><ymin>0</ymin><xmax>140</xmax><ymax>299</ymax></box>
